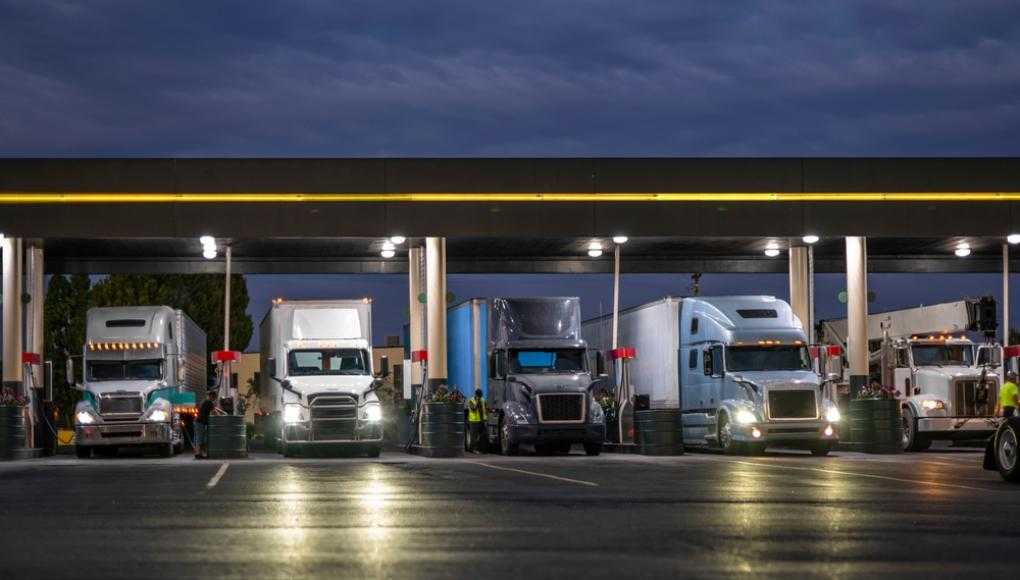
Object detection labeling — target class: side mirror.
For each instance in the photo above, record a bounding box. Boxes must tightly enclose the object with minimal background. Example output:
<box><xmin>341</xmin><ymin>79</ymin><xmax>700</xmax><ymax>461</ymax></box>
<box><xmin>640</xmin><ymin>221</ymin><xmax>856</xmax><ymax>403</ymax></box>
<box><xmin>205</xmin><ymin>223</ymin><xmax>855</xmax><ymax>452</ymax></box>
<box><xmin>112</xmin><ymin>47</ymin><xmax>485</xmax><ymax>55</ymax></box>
<box><xmin>703</xmin><ymin>350</ymin><xmax>713</xmax><ymax>376</ymax></box>
<box><xmin>495</xmin><ymin>354</ymin><xmax>505</xmax><ymax>378</ymax></box>
<box><xmin>267</xmin><ymin>357</ymin><xmax>277</xmax><ymax>378</ymax></box>
<box><xmin>66</xmin><ymin>358</ymin><xmax>75</xmax><ymax>386</ymax></box>
<box><xmin>376</xmin><ymin>356</ymin><xmax>390</xmax><ymax>378</ymax></box>
<box><xmin>74</xmin><ymin>382</ymin><xmax>85</xmax><ymax>392</ymax></box>
<box><xmin>595</xmin><ymin>351</ymin><xmax>607</xmax><ymax>377</ymax></box>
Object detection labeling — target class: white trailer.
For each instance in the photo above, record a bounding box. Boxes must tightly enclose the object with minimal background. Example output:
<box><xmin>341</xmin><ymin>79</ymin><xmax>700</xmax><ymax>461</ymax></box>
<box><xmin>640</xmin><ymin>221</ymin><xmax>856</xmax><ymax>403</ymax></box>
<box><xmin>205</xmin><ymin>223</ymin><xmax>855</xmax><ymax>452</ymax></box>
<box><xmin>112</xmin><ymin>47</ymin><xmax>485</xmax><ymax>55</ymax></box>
<box><xmin>818</xmin><ymin>297</ymin><xmax>1002</xmax><ymax>451</ymax></box>
<box><xmin>583</xmin><ymin>296</ymin><xmax>840</xmax><ymax>455</ymax></box>
<box><xmin>74</xmin><ymin>306</ymin><xmax>207</xmax><ymax>458</ymax></box>
<box><xmin>259</xmin><ymin>299</ymin><xmax>385</xmax><ymax>457</ymax></box>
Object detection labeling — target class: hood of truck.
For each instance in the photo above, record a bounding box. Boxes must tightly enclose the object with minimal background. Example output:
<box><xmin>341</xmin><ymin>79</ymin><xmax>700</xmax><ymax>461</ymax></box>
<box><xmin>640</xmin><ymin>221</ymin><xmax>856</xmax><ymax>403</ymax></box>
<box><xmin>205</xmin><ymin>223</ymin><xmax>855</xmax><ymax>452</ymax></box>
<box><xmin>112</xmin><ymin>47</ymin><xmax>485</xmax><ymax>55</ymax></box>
<box><xmin>85</xmin><ymin>380</ymin><xmax>163</xmax><ymax>397</ymax></box>
<box><xmin>287</xmin><ymin>374</ymin><xmax>375</xmax><ymax>396</ymax></box>
<box><xmin>915</xmin><ymin>366</ymin><xmax>991</xmax><ymax>381</ymax></box>
<box><xmin>727</xmin><ymin>370</ymin><xmax>820</xmax><ymax>389</ymax></box>
<box><xmin>507</xmin><ymin>372</ymin><xmax>593</xmax><ymax>394</ymax></box>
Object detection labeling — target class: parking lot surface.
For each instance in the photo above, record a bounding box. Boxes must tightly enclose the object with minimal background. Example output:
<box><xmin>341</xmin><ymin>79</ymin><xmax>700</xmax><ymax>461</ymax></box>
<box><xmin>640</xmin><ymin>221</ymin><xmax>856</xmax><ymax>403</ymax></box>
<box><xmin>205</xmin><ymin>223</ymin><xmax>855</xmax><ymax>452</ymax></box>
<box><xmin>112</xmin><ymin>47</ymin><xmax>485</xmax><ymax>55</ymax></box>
<box><xmin>1</xmin><ymin>446</ymin><xmax>1017</xmax><ymax>579</ymax></box>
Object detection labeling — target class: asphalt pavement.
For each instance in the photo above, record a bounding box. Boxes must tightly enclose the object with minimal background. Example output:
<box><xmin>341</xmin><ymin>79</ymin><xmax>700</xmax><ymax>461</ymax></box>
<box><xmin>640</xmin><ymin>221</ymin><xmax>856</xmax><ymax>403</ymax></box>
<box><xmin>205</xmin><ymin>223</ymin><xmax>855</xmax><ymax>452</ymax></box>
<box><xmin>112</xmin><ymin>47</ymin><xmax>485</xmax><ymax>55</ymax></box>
<box><xmin>1</xmin><ymin>446</ymin><xmax>1017</xmax><ymax>579</ymax></box>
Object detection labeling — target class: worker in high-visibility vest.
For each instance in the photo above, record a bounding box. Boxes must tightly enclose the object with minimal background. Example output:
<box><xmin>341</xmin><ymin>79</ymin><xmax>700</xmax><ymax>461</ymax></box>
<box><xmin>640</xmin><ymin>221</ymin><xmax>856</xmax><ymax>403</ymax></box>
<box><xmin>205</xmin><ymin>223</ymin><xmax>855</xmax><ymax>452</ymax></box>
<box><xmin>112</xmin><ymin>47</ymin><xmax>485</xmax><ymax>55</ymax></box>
<box><xmin>467</xmin><ymin>388</ymin><xmax>487</xmax><ymax>453</ymax></box>
<box><xmin>1001</xmin><ymin>371</ymin><xmax>1019</xmax><ymax>418</ymax></box>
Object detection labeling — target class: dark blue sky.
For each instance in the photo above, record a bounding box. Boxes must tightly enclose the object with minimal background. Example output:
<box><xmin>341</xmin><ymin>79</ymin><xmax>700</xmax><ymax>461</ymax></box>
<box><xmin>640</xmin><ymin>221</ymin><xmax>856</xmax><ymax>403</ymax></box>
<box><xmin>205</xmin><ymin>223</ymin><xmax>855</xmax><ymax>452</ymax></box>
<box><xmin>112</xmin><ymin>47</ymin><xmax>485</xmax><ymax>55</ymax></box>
<box><xmin>1</xmin><ymin>1</ymin><xmax>1018</xmax><ymax>155</ymax></box>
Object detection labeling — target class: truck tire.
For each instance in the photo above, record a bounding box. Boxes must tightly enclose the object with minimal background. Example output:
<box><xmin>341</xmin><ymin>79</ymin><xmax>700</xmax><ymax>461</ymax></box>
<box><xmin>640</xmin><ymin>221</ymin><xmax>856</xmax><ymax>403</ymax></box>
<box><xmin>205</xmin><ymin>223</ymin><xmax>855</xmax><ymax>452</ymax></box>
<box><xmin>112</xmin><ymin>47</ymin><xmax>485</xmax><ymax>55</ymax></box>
<box><xmin>583</xmin><ymin>443</ymin><xmax>602</xmax><ymax>456</ymax></box>
<box><xmin>75</xmin><ymin>445</ymin><xmax>92</xmax><ymax>459</ymax></box>
<box><xmin>365</xmin><ymin>444</ymin><xmax>382</xmax><ymax>458</ymax></box>
<box><xmin>717</xmin><ymin>413</ymin><xmax>740</xmax><ymax>455</ymax></box>
<box><xmin>810</xmin><ymin>441</ymin><xmax>832</xmax><ymax>456</ymax></box>
<box><xmin>902</xmin><ymin>407</ymin><xmax>931</xmax><ymax>452</ymax></box>
<box><xmin>500</xmin><ymin>419</ymin><xmax>520</xmax><ymax>456</ymax></box>
<box><xmin>994</xmin><ymin>420</ymin><xmax>1020</xmax><ymax>482</ymax></box>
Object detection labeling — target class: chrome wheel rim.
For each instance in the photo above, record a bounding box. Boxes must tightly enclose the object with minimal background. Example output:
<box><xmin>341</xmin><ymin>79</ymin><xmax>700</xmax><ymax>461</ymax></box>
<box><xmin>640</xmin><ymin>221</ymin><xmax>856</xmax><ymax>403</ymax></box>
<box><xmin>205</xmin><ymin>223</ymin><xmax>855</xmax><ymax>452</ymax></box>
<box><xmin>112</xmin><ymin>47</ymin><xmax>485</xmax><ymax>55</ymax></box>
<box><xmin>719</xmin><ymin>416</ymin><xmax>731</xmax><ymax>449</ymax></box>
<box><xmin>902</xmin><ymin>415</ymin><xmax>912</xmax><ymax>448</ymax></box>
<box><xmin>998</xmin><ymin>429</ymin><xmax>1018</xmax><ymax>472</ymax></box>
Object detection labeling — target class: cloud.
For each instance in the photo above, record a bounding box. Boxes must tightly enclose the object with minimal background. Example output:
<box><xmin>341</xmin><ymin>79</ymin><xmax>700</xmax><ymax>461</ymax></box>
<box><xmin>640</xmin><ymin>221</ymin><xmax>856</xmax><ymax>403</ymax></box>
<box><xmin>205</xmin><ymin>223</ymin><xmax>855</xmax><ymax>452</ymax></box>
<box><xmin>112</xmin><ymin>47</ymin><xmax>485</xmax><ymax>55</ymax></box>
<box><xmin>1</xmin><ymin>0</ymin><xmax>1018</xmax><ymax>155</ymax></box>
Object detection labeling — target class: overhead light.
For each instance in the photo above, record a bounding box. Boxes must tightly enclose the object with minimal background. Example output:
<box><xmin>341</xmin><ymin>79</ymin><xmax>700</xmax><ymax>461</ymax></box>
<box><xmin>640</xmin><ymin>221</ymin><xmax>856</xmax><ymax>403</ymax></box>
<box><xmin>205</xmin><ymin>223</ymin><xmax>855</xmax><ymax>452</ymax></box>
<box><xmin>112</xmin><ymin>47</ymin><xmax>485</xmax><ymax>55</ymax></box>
<box><xmin>587</xmin><ymin>249</ymin><xmax>603</xmax><ymax>258</ymax></box>
<box><xmin>587</xmin><ymin>240</ymin><xmax>603</xmax><ymax>258</ymax></box>
<box><xmin>389</xmin><ymin>236</ymin><xmax>406</xmax><ymax>245</ymax></box>
<box><xmin>764</xmin><ymin>248</ymin><xmax>781</xmax><ymax>258</ymax></box>
<box><xmin>612</xmin><ymin>235</ymin><xmax>629</xmax><ymax>245</ymax></box>
<box><xmin>955</xmin><ymin>247</ymin><xmax>971</xmax><ymax>258</ymax></box>
<box><xmin>382</xmin><ymin>241</ymin><xmax>396</xmax><ymax>251</ymax></box>
<box><xmin>202</xmin><ymin>248</ymin><xmax>217</xmax><ymax>260</ymax></box>
<box><xmin>381</xmin><ymin>249</ymin><xmax>395</xmax><ymax>259</ymax></box>
<box><xmin>765</xmin><ymin>240</ymin><xmax>780</xmax><ymax>250</ymax></box>
<box><xmin>1008</xmin><ymin>234</ymin><xmax>1020</xmax><ymax>245</ymax></box>
<box><xmin>802</xmin><ymin>235</ymin><xmax>819</xmax><ymax>244</ymax></box>
<box><xmin>199</xmin><ymin>236</ymin><xmax>215</xmax><ymax>246</ymax></box>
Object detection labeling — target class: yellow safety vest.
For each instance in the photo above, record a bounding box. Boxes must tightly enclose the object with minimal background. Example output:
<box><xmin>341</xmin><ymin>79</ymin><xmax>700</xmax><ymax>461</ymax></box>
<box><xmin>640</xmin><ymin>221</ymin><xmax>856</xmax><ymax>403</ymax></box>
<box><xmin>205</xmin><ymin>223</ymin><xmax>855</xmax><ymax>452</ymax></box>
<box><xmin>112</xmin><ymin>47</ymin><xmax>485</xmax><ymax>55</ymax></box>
<box><xmin>467</xmin><ymin>397</ymin><xmax>486</xmax><ymax>423</ymax></box>
<box><xmin>1001</xmin><ymin>381</ymin><xmax>1019</xmax><ymax>408</ymax></box>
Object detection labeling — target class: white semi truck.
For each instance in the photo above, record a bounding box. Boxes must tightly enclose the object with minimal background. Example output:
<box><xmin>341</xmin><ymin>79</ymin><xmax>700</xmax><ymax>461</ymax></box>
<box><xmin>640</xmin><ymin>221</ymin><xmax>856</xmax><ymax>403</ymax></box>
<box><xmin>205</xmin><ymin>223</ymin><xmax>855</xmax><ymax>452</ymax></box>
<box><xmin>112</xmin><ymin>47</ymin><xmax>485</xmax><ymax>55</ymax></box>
<box><xmin>818</xmin><ymin>297</ymin><xmax>1002</xmax><ymax>451</ymax></box>
<box><xmin>583</xmin><ymin>296</ymin><xmax>841</xmax><ymax>455</ymax></box>
<box><xmin>74</xmin><ymin>306</ymin><xmax>207</xmax><ymax>458</ymax></box>
<box><xmin>260</xmin><ymin>299</ymin><xmax>387</xmax><ymax>457</ymax></box>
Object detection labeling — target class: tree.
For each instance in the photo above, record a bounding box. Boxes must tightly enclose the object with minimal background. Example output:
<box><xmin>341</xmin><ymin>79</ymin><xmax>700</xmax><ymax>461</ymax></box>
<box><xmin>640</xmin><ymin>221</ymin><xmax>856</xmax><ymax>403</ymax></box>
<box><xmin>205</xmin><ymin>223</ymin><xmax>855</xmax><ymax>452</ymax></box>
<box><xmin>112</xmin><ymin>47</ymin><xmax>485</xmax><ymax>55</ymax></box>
<box><xmin>44</xmin><ymin>274</ymin><xmax>90</xmax><ymax>426</ymax></box>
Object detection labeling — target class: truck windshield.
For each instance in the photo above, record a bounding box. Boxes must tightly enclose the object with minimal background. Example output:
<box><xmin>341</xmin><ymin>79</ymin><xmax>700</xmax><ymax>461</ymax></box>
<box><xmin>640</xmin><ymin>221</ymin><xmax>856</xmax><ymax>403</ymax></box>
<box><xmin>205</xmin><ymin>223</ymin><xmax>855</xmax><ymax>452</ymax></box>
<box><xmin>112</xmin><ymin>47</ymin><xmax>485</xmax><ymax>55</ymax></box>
<box><xmin>87</xmin><ymin>360</ymin><xmax>163</xmax><ymax>381</ymax></box>
<box><xmin>509</xmin><ymin>349</ymin><xmax>585</xmax><ymax>374</ymax></box>
<box><xmin>725</xmin><ymin>346</ymin><xmax>810</xmax><ymax>372</ymax></box>
<box><xmin>911</xmin><ymin>344</ymin><xmax>973</xmax><ymax>366</ymax></box>
<box><xmin>288</xmin><ymin>349</ymin><xmax>369</xmax><ymax>376</ymax></box>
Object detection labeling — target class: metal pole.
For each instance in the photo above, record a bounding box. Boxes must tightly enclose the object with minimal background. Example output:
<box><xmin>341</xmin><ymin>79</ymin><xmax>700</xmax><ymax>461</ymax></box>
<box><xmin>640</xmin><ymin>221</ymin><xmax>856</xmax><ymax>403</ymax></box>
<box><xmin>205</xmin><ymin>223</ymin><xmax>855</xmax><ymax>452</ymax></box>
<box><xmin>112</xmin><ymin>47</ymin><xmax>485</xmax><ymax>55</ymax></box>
<box><xmin>425</xmin><ymin>237</ymin><xmax>448</xmax><ymax>392</ymax></box>
<box><xmin>2</xmin><ymin>237</ymin><xmax>24</xmax><ymax>392</ymax></box>
<box><xmin>846</xmin><ymin>236</ymin><xmax>869</xmax><ymax>398</ymax></box>
<box><xmin>1004</xmin><ymin>243</ymin><xmax>1010</xmax><ymax>348</ymax></box>
<box><xmin>223</xmin><ymin>245</ymin><xmax>234</xmax><ymax>412</ymax></box>
<box><xmin>408</xmin><ymin>246</ymin><xmax>425</xmax><ymax>395</ymax></box>
<box><xmin>808</xmin><ymin>245</ymin><xmax>815</xmax><ymax>344</ymax></box>
<box><xmin>788</xmin><ymin>246</ymin><xmax>810</xmax><ymax>340</ymax></box>
<box><xmin>612</xmin><ymin>244</ymin><xmax>621</xmax><ymax>350</ymax></box>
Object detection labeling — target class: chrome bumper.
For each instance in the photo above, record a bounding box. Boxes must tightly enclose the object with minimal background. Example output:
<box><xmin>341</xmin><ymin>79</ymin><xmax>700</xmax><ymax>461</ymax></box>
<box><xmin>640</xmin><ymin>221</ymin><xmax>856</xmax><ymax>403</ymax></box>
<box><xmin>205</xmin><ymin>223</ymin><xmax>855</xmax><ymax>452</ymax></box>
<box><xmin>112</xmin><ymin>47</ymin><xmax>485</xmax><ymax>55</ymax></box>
<box><xmin>282</xmin><ymin>420</ymin><xmax>383</xmax><ymax>445</ymax></box>
<box><xmin>733</xmin><ymin>420</ymin><xmax>838</xmax><ymax>443</ymax></box>
<box><xmin>918</xmin><ymin>416</ymin><xmax>999</xmax><ymax>437</ymax></box>
<box><xmin>75</xmin><ymin>422</ymin><xmax>172</xmax><ymax>446</ymax></box>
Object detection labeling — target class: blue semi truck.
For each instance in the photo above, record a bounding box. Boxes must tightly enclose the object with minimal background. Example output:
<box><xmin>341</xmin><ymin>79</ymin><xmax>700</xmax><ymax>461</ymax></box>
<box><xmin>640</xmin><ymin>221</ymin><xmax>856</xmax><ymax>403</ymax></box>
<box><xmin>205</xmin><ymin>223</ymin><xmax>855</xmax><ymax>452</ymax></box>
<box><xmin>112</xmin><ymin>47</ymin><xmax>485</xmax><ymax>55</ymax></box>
<box><xmin>446</xmin><ymin>297</ymin><xmax>605</xmax><ymax>455</ymax></box>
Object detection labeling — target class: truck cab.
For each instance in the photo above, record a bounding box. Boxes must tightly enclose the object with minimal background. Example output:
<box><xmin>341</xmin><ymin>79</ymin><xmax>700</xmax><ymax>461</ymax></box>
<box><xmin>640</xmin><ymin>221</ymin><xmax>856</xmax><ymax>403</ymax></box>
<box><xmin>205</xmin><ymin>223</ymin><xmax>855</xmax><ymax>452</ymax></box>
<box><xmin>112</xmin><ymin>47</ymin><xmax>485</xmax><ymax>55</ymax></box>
<box><xmin>882</xmin><ymin>335</ymin><xmax>1000</xmax><ymax>451</ymax></box>
<box><xmin>260</xmin><ymin>300</ymin><xmax>384</xmax><ymax>457</ymax></box>
<box><xmin>73</xmin><ymin>306</ymin><xmax>206</xmax><ymax>458</ymax></box>
<box><xmin>681</xmin><ymin>297</ymin><xmax>840</xmax><ymax>455</ymax></box>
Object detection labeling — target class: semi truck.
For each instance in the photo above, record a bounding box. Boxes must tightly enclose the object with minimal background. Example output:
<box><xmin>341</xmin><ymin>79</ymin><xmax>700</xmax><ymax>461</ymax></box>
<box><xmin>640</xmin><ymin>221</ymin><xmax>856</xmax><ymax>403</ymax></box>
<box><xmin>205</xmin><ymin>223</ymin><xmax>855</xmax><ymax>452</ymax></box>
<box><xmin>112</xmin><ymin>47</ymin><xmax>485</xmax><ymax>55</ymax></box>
<box><xmin>447</xmin><ymin>297</ymin><xmax>605</xmax><ymax>456</ymax></box>
<box><xmin>818</xmin><ymin>297</ymin><xmax>1002</xmax><ymax>451</ymax></box>
<box><xmin>260</xmin><ymin>299</ymin><xmax>386</xmax><ymax>457</ymax></box>
<box><xmin>73</xmin><ymin>306</ymin><xmax>206</xmax><ymax>458</ymax></box>
<box><xmin>582</xmin><ymin>296</ymin><xmax>841</xmax><ymax>455</ymax></box>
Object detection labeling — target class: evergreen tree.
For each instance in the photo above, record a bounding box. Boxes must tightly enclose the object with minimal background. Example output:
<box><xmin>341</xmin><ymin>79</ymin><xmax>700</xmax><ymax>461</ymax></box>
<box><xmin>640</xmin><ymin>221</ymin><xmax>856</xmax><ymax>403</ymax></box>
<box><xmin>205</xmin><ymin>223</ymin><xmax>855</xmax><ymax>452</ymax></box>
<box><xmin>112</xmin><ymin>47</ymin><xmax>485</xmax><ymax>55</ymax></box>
<box><xmin>44</xmin><ymin>274</ymin><xmax>90</xmax><ymax>426</ymax></box>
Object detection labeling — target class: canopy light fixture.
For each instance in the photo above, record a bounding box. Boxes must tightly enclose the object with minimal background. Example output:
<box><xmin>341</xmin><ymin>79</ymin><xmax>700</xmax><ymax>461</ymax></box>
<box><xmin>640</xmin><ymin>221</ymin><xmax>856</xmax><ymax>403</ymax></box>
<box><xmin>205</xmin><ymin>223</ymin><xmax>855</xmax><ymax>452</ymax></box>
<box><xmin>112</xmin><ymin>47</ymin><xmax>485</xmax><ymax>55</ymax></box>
<box><xmin>1008</xmin><ymin>234</ymin><xmax>1020</xmax><ymax>245</ymax></box>
<box><xmin>200</xmin><ymin>236</ymin><xmax>217</xmax><ymax>259</ymax></box>
<box><xmin>199</xmin><ymin>235</ymin><xmax>214</xmax><ymax>246</ymax></box>
<box><xmin>390</xmin><ymin>236</ymin><xmax>406</xmax><ymax>245</ymax></box>
<box><xmin>381</xmin><ymin>249</ymin><xmax>395</xmax><ymax>259</ymax></box>
<box><xmin>202</xmin><ymin>247</ymin><xmax>217</xmax><ymax>260</ymax></box>
<box><xmin>802</xmin><ymin>235</ymin><xmax>819</xmax><ymax>244</ymax></box>
<box><xmin>764</xmin><ymin>248</ymin><xmax>781</xmax><ymax>258</ymax></box>
<box><xmin>587</xmin><ymin>240</ymin><xmax>603</xmax><ymax>258</ymax></box>
<box><xmin>382</xmin><ymin>241</ymin><xmax>395</xmax><ymax>251</ymax></box>
<box><xmin>954</xmin><ymin>242</ymin><xmax>971</xmax><ymax>258</ymax></box>
<box><xmin>612</xmin><ymin>235</ymin><xmax>629</xmax><ymax>245</ymax></box>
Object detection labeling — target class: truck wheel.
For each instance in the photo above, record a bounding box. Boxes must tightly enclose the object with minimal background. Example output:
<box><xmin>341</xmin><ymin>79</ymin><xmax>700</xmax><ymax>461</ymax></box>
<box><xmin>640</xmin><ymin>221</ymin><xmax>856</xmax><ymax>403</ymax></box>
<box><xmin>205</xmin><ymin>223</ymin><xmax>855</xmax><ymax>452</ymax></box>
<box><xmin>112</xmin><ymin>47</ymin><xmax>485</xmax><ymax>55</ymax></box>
<box><xmin>583</xmin><ymin>443</ymin><xmax>602</xmax><ymax>456</ymax></box>
<box><xmin>718</xmin><ymin>414</ymin><xmax>739</xmax><ymax>455</ymax></box>
<box><xmin>810</xmin><ymin>442</ymin><xmax>832</xmax><ymax>457</ymax></box>
<box><xmin>365</xmin><ymin>444</ymin><xmax>382</xmax><ymax>458</ymax></box>
<box><xmin>995</xmin><ymin>421</ymin><xmax>1020</xmax><ymax>482</ymax></box>
<box><xmin>902</xmin><ymin>408</ymin><xmax>931</xmax><ymax>452</ymax></box>
<box><xmin>500</xmin><ymin>419</ymin><xmax>520</xmax><ymax>456</ymax></box>
<box><xmin>75</xmin><ymin>446</ymin><xmax>92</xmax><ymax>459</ymax></box>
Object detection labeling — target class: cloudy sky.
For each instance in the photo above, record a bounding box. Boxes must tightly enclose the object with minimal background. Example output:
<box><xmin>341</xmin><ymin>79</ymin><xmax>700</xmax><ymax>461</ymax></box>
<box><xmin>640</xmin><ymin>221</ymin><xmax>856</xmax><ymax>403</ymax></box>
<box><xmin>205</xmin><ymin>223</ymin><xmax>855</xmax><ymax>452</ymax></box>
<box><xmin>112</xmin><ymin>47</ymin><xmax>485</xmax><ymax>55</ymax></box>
<box><xmin>2</xmin><ymin>1</ymin><xmax>1019</xmax><ymax>156</ymax></box>
<box><xmin>3</xmin><ymin>2</ymin><xmax>1019</xmax><ymax>346</ymax></box>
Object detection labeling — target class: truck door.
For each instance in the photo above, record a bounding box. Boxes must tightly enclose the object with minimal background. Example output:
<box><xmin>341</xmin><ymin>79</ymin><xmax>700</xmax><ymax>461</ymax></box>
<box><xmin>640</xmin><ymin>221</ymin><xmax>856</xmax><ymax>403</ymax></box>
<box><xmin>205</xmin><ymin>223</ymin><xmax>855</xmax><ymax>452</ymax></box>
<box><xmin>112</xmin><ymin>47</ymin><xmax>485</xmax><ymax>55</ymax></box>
<box><xmin>894</xmin><ymin>346</ymin><xmax>914</xmax><ymax>395</ymax></box>
<box><xmin>703</xmin><ymin>344</ymin><xmax>724</xmax><ymax>409</ymax></box>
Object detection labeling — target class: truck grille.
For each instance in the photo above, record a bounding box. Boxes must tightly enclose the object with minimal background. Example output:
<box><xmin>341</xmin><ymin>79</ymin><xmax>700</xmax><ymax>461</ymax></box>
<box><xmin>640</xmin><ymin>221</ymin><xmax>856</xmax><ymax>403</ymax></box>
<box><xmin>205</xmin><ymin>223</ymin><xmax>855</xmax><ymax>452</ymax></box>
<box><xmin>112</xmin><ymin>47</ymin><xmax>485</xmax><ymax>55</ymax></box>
<box><xmin>310</xmin><ymin>395</ymin><xmax>358</xmax><ymax>441</ymax></box>
<box><xmin>954</xmin><ymin>379</ymin><xmax>996</xmax><ymax>417</ymax></box>
<box><xmin>99</xmin><ymin>395</ymin><xmax>142</xmax><ymax>416</ymax></box>
<box><xmin>767</xmin><ymin>390</ymin><xmax>817</xmax><ymax>420</ymax></box>
<box><xmin>537</xmin><ymin>394</ymin><xmax>585</xmax><ymax>423</ymax></box>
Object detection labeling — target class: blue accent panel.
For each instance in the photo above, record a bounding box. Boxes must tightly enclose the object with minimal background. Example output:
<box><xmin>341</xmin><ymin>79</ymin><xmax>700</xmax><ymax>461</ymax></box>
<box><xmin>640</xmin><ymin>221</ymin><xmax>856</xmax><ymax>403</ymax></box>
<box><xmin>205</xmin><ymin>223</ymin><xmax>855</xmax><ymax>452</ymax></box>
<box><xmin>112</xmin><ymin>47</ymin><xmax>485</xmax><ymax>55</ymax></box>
<box><xmin>517</xmin><ymin>351</ymin><xmax>555</xmax><ymax>367</ymax></box>
<box><xmin>148</xmin><ymin>387</ymin><xmax>197</xmax><ymax>407</ymax></box>
<box><xmin>83</xmin><ymin>391</ymin><xmax>98</xmax><ymax>408</ymax></box>
<box><xmin>478</xmin><ymin>301</ymin><xmax>488</xmax><ymax>399</ymax></box>
<box><xmin>447</xmin><ymin>303</ymin><xmax>473</xmax><ymax>397</ymax></box>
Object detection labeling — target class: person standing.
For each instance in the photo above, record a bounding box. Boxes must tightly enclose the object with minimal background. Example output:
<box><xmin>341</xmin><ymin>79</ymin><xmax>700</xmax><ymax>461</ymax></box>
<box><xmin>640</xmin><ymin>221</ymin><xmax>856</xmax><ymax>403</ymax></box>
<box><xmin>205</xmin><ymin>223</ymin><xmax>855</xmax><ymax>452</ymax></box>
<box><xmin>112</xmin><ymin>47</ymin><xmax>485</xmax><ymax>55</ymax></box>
<box><xmin>1000</xmin><ymin>371</ymin><xmax>1019</xmax><ymax>418</ymax></box>
<box><xmin>467</xmin><ymin>388</ymin><xmax>487</xmax><ymax>454</ymax></box>
<box><xmin>194</xmin><ymin>389</ymin><xmax>222</xmax><ymax>459</ymax></box>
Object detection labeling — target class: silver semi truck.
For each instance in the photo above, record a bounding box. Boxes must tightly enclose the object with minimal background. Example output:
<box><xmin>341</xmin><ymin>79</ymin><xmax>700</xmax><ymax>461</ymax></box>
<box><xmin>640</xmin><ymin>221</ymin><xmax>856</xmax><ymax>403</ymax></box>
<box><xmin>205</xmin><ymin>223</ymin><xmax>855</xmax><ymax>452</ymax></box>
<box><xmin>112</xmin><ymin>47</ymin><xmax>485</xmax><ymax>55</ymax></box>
<box><xmin>74</xmin><ymin>306</ymin><xmax>207</xmax><ymax>458</ymax></box>
<box><xmin>448</xmin><ymin>297</ymin><xmax>605</xmax><ymax>455</ymax></box>
<box><xmin>583</xmin><ymin>296</ymin><xmax>841</xmax><ymax>455</ymax></box>
<box><xmin>260</xmin><ymin>299</ymin><xmax>386</xmax><ymax>457</ymax></box>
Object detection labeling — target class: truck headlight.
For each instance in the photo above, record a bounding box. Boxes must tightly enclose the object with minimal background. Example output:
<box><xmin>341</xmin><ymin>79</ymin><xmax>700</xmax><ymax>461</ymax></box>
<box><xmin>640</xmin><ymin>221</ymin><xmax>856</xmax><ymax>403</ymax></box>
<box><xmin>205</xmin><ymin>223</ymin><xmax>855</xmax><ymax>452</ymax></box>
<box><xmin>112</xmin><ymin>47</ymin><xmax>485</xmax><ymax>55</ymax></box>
<box><xmin>825</xmin><ymin>406</ymin><xmax>842</xmax><ymax>423</ymax></box>
<box><xmin>735</xmin><ymin>409</ymin><xmax>757</xmax><ymax>425</ymax></box>
<box><xmin>921</xmin><ymin>399</ymin><xmax>946</xmax><ymax>411</ymax></box>
<box><xmin>283</xmin><ymin>404</ymin><xmax>304</xmax><ymax>424</ymax></box>
<box><xmin>76</xmin><ymin>411</ymin><xmax>96</xmax><ymax>425</ymax></box>
<box><xmin>146</xmin><ymin>409</ymin><xmax>169</xmax><ymax>422</ymax></box>
<box><xmin>363</xmin><ymin>404</ymin><xmax>383</xmax><ymax>422</ymax></box>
